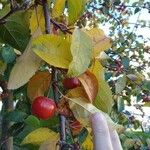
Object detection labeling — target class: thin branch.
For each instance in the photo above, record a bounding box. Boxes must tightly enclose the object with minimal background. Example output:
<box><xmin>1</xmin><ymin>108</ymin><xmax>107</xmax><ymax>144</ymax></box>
<box><xmin>42</xmin><ymin>0</ymin><xmax>51</xmax><ymax>34</ymax></box>
<box><xmin>52</xmin><ymin>69</ymin><xmax>67</xmax><ymax>148</ymax></box>
<box><xmin>50</xmin><ymin>19</ymin><xmax>73</xmax><ymax>34</ymax></box>
<box><xmin>42</xmin><ymin>0</ymin><xmax>67</xmax><ymax>149</ymax></box>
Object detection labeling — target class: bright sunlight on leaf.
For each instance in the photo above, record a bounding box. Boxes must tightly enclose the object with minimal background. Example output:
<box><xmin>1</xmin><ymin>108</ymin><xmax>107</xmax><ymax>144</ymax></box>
<box><xmin>67</xmin><ymin>0</ymin><xmax>86</xmax><ymax>25</ymax></box>
<box><xmin>8</xmin><ymin>28</ymin><xmax>42</xmax><ymax>89</ymax></box>
<box><xmin>68</xmin><ymin>97</ymin><xmax>117</xmax><ymax>129</ymax></box>
<box><xmin>90</xmin><ymin>60</ymin><xmax>113</xmax><ymax>113</ymax></box>
<box><xmin>67</xmin><ymin>29</ymin><xmax>92</xmax><ymax>77</ymax></box>
<box><xmin>21</xmin><ymin>128</ymin><xmax>58</xmax><ymax>145</ymax></box>
<box><xmin>30</xmin><ymin>6</ymin><xmax>45</xmax><ymax>34</ymax></box>
<box><xmin>85</xmin><ymin>28</ymin><xmax>112</xmax><ymax>57</ymax></box>
<box><xmin>32</xmin><ymin>35</ymin><xmax>72</xmax><ymax>69</ymax></box>
<box><xmin>52</xmin><ymin>0</ymin><xmax>66</xmax><ymax>18</ymax></box>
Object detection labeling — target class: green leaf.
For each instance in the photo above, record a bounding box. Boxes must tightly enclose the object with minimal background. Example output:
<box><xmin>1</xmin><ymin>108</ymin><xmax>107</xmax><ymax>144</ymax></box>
<box><xmin>122</xmin><ymin>57</ymin><xmax>129</xmax><ymax>69</ymax></box>
<box><xmin>94</xmin><ymin>79</ymin><xmax>113</xmax><ymax>113</ymax></box>
<box><xmin>6</xmin><ymin>110</ymin><xmax>28</xmax><ymax>122</ymax></box>
<box><xmin>40</xmin><ymin>116</ymin><xmax>59</xmax><ymax>132</ymax></box>
<box><xmin>133</xmin><ymin>120</ymin><xmax>140</xmax><ymax>130</ymax></box>
<box><xmin>67</xmin><ymin>0</ymin><xmax>86</xmax><ymax>25</ymax></box>
<box><xmin>117</xmin><ymin>97</ymin><xmax>124</xmax><ymax>112</ymax></box>
<box><xmin>113</xmin><ymin>0</ymin><xmax>121</xmax><ymax>5</ymax></box>
<box><xmin>143</xmin><ymin>80</ymin><xmax>150</xmax><ymax>91</ymax></box>
<box><xmin>1</xmin><ymin>45</ymin><xmax>16</xmax><ymax>64</ymax></box>
<box><xmin>52</xmin><ymin>0</ymin><xmax>66</xmax><ymax>18</ymax></box>
<box><xmin>7</xmin><ymin>28</ymin><xmax>42</xmax><ymax>90</ymax></box>
<box><xmin>0</xmin><ymin>11</ymin><xmax>30</xmax><ymax>51</ymax></box>
<box><xmin>134</xmin><ymin>7</ymin><xmax>141</xmax><ymax>14</ymax></box>
<box><xmin>32</xmin><ymin>35</ymin><xmax>72</xmax><ymax>69</ymax></box>
<box><xmin>67</xmin><ymin>29</ymin><xmax>92</xmax><ymax>77</ymax></box>
<box><xmin>8</xmin><ymin>122</ymin><xmax>25</xmax><ymax>136</ymax></box>
<box><xmin>115</xmin><ymin>74</ymin><xmax>127</xmax><ymax>94</ymax></box>
<box><xmin>76</xmin><ymin>127</ymin><xmax>88</xmax><ymax>144</ymax></box>
<box><xmin>105</xmin><ymin>72</ymin><xmax>113</xmax><ymax>80</ymax></box>
<box><xmin>24</xmin><ymin>115</ymin><xmax>40</xmax><ymax>128</ymax></box>
<box><xmin>90</xmin><ymin>60</ymin><xmax>113</xmax><ymax>113</ymax></box>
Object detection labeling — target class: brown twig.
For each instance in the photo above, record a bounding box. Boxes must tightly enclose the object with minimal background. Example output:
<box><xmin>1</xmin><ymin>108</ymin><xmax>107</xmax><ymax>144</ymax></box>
<box><xmin>42</xmin><ymin>0</ymin><xmax>67</xmax><ymax>149</ymax></box>
<box><xmin>50</xmin><ymin>19</ymin><xmax>73</xmax><ymax>34</ymax></box>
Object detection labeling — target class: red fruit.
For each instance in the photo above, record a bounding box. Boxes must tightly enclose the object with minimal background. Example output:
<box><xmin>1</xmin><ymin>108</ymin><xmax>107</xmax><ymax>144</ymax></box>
<box><xmin>142</xmin><ymin>96</ymin><xmax>150</xmax><ymax>102</ymax></box>
<box><xmin>31</xmin><ymin>96</ymin><xmax>56</xmax><ymax>120</ymax></box>
<box><xmin>63</xmin><ymin>77</ymin><xmax>80</xmax><ymax>89</ymax></box>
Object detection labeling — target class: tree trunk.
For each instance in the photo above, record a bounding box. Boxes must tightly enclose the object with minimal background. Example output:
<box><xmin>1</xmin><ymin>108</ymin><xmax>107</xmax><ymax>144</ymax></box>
<box><xmin>0</xmin><ymin>91</ymin><xmax>14</xmax><ymax>150</ymax></box>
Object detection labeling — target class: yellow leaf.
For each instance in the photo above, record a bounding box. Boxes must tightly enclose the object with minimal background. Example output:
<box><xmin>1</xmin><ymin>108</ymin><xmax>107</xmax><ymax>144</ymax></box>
<box><xmin>39</xmin><ymin>139</ymin><xmax>59</xmax><ymax>150</ymax></box>
<box><xmin>67</xmin><ymin>29</ymin><xmax>92</xmax><ymax>77</ymax></box>
<box><xmin>82</xmin><ymin>133</ymin><xmax>93</xmax><ymax>150</ymax></box>
<box><xmin>8</xmin><ymin>28</ymin><xmax>42</xmax><ymax>89</ymax></box>
<box><xmin>123</xmin><ymin>138</ymin><xmax>135</xmax><ymax>149</ymax></box>
<box><xmin>32</xmin><ymin>35</ymin><xmax>72</xmax><ymax>69</ymax></box>
<box><xmin>144</xmin><ymin>102</ymin><xmax>150</xmax><ymax>107</ymax></box>
<box><xmin>127</xmin><ymin>73</ymin><xmax>145</xmax><ymax>85</ymax></box>
<box><xmin>90</xmin><ymin>60</ymin><xmax>113</xmax><ymax>113</ymax></box>
<box><xmin>27</xmin><ymin>71</ymin><xmax>51</xmax><ymax>102</ymax></box>
<box><xmin>68</xmin><ymin>97</ymin><xmax>117</xmax><ymax>129</ymax></box>
<box><xmin>78</xmin><ymin>70</ymin><xmax>98</xmax><ymax>102</ymax></box>
<box><xmin>67</xmin><ymin>0</ymin><xmax>86</xmax><ymax>25</ymax></box>
<box><xmin>67</xmin><ymin>87</ymin><xmax>88</xmax><ymax>100</ymax></box>
<box><xmin>52</xmin><ymin>0</ymin><xmax>66</xmax><ymax>18</ymax></box>
<box><xmin>90</xmin><ymin>59</ymin><xmax>104</xmax><ymax>80</ymax></box>
<box><xmin>85</xmin><ymin>28</ymin><xmax>112</xmax><ymax>57</ymax></box>
<box><xmin>30</xmin><ymin>6</ymin><xmax>45</xmax><ymax>34</ymax></box>
<box><xmin>21</xmin><ymin>128</ymin><xmax>58</xmax><ymax>145</ymax></box>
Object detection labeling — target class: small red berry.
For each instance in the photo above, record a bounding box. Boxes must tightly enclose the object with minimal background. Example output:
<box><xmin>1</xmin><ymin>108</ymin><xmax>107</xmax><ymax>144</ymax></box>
<box><xmin>63</xmin><ymin>77</ymin><xmax>80</xmax><ymax>89</ymax></box>
<box><xmin>31</xmin><ymin>96</ymin><xmax>56</xmax><ymax>120</ymax></box>
<box><xmin>142</xmin><ymin>96</ymin><xmax>150</xmax><ymax>102</ymax></box>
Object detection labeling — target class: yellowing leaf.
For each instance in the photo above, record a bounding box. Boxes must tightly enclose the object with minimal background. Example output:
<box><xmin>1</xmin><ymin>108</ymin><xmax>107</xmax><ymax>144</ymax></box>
<box><xmin>67</xmin><ymin>0</ymin><xmax>86</xmax><ymax>25</ymax></box>
<box><xmin>52</xmin><ymin>0</ymin><xmax>66</xmax><ymax>18</ymax></box>
<box><xmin>94</xmin><ymin>79</ymin><xmax>113</xmax><ymax>113</ymax></box>
<box><xmin>144</xmin><ymin>102</ymin><xmax>150</xmax><ymax>107</ymax></box>
<box><xmin>30</xmin><ymin>6</ymin><xmax>45</xmax><ymax>34</ymax></box>
<box><xmin>67</xmin><ymin>29</ymin><xmax>92</xmax><ymax>77</ymax></box>
<box><xmin>68</xmin><ymin>97</ymin><xmax>117</xmax><ymax>129</ymax></box>
<box><xmin>27</xmin><ymin>71</ymin><xmax>51</xmax><ymax>102</ymax></box>
<box><xmin>90</xmin><ymin>59</ymin><xmax>104</xmax><ymax>80</ymax></box>
<box><xmin>90</xmin><ymin>60</ymin><xmax>113</xmax><ymax>113</ymax></box>
<box><xmin>39</xmin><ymin>139</ymin><xmax>59</xmax><ymax>150</ymax></box>
<box><xmin>21</xmin><ymin>128</ymin><xmax>58</xmax><ymax>145</ymax></box>
<box><xmin>67</xmin><ymin>87</ymin><xmax>89</xmax><ymax>102</ymax></box>
<box><xmin>85</xmin><ymin>28</ymin><xmax>112</xmax><ymax>57</ymax></box>
<box><xmin>32</xmin><ymin>35</ymin><xmax>72</xmax><ymax>69</ymax></box>
<box><xmin>78</xmin><ymin>70</ymin><xmax>98</xmax><ymax>102</ymax></box>
<box><xmin>127</xmin><ymin>73</ymin><xmax>145</xmax><ymax>85</ymax></box>
<box><xmin>123</xmin><ymin>138</ymin><xmax>135</xmax><ymax>149</ymax></box>
<box><xmin>8</xmin><ymin>28</ymin><xmax>42</xmax><ymax>89</ymax></box>
<box><xmin>82</xmin><ymin>133</ymin><xmax>93</xmax><ymax>150</ymax></box>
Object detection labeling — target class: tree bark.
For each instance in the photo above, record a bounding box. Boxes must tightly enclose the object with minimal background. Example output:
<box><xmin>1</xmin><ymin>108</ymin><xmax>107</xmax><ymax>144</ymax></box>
<box><xmin>0</xmin><ymin>91</ymin><xmax>14</xmax><ymax>150</ymax></box>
